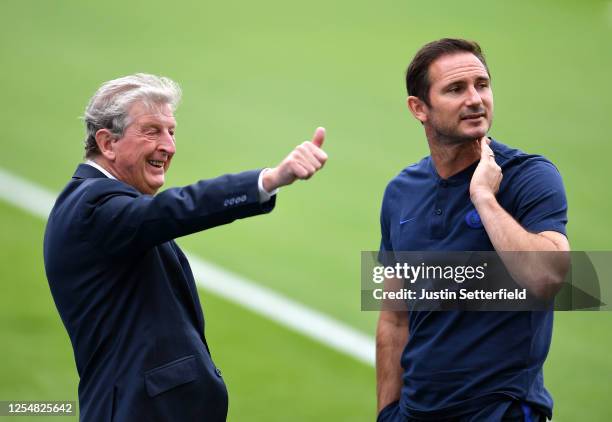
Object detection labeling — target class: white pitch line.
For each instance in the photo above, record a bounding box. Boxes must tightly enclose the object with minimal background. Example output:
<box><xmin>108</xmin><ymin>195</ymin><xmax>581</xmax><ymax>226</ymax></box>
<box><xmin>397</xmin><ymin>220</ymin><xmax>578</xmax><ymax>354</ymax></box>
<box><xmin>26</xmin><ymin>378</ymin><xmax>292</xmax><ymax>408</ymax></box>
<box><xmin>0</xmin><ymin>168</ymin><xmax>57</xmax><ymax>219</ymax></box>
<box><xmin>187</xmin><ymin>255</ymin><xmax>374</xmax><ymax>365</ymax></box>
<box><xmin>0</xmin><ymin>167</ymin><xmax>375</xmax><ymax>366</ymax></box>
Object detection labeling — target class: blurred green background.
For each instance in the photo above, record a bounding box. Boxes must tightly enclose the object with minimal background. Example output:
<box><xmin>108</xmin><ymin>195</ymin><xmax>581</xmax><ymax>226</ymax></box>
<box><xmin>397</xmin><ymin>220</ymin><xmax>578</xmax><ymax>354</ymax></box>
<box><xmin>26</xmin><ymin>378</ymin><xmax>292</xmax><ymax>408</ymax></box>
<box><xmin>1</xmin><ymin>0</ymin><xmax>611</xmax><ymax>420</ymax></box>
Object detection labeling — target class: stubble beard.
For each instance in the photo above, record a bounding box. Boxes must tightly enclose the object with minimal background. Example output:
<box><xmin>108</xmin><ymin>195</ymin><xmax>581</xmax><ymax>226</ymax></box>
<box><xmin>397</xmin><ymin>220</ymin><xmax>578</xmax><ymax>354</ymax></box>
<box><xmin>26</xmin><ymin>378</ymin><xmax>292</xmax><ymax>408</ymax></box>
<box><xmin>428</xmin><ymin>115</ymin><xmax>492</xmax><ymax>146</ymax></box>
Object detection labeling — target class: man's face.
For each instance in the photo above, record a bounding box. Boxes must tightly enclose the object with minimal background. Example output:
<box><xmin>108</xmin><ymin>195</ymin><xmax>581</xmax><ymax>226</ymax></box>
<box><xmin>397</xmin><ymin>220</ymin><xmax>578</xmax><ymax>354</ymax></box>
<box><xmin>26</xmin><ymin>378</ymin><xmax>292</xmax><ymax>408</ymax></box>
<box><xmin>422</xmin><ymin>52</ymin><xmax>494</xmax><ymax>143</ymax></box>
<box><xmin>110</xmin><ymin>102</ymin><xmax>176</xmax><ymax>195</ymax></box>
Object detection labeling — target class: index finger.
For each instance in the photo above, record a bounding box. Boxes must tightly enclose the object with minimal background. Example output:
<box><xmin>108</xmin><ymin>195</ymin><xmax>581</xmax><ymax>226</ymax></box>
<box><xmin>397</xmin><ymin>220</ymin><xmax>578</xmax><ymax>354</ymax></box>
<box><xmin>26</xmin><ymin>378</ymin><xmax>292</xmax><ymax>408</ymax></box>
<box><xmin>480</xmin><ymin>137</ymin><xmax>494</xmax><ymax>159</ymax></box>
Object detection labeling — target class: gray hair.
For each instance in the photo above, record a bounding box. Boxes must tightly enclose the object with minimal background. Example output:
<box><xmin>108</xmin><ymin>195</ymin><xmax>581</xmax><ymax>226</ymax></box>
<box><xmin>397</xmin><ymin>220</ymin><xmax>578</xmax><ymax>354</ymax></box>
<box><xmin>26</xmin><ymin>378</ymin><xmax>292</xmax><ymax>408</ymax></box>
<box><xmin>83</xmin><ymin>73</ymin><xmax>182</xmax><ymax>158</ymax></box>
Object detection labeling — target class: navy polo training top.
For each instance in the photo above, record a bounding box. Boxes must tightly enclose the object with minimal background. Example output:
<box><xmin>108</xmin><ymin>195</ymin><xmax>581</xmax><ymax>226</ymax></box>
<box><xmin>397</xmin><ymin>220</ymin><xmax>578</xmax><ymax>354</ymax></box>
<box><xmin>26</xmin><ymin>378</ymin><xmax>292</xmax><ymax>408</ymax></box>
<box><xmin>378</xmin><ymin>139</ymin><xmax>567</xmax><ymax>420</ymax></box>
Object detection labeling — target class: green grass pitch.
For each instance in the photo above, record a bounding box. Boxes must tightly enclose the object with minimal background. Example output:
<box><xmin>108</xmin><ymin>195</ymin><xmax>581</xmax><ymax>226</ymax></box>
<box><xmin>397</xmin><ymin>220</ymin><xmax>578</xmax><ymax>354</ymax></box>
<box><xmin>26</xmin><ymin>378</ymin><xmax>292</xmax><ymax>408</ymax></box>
<box><xmin>0</xmin><ymin>0</ymin><xmax>610</xmax><ymax>420</ymax></box>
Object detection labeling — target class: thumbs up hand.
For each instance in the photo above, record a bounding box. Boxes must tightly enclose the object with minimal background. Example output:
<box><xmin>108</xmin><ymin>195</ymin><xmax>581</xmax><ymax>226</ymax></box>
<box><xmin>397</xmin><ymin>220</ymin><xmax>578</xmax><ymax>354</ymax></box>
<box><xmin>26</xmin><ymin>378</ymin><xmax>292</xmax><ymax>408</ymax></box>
<box><xmin>262</xmin><ymin>127</ymin><xmax>328</xmax><ymax>191</ymax></box>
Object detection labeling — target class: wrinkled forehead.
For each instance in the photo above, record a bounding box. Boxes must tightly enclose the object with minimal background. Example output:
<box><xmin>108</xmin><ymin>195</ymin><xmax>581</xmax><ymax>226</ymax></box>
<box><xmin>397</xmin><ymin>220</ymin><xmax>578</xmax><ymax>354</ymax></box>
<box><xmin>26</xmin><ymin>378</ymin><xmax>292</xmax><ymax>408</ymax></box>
<box><xmin>429</xmin><ymin>52</ymin><xmax>489</xmax><ymax>86</ymax></box>
<box><xmin>127</xmin><ymin>101</ymin><xmax>176</xmax><ymax>126</ymax></box>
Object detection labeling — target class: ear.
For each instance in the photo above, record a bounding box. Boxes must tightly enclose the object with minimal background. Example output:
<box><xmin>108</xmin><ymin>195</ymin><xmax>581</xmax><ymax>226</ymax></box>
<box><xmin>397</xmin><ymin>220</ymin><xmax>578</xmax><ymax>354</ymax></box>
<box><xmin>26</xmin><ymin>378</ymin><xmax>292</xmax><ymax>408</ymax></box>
<box><xmin>95</xmin><ymin>129</ymin><xmax>117</xmax><ymax>161</ymax></box>
<box><xmin>407</xmin><ymin>96</ymin><xmax>429</xmax><ymax>124</ymax></box>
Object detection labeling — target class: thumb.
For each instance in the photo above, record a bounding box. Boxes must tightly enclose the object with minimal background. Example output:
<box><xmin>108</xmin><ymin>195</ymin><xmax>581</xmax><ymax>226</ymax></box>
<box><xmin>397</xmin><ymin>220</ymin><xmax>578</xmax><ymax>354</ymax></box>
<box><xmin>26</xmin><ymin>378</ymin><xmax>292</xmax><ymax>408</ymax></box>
<box><xmin>311</xmin><ymin>127</ymin><xmax>325</xmax><ymax>148</ymax></box>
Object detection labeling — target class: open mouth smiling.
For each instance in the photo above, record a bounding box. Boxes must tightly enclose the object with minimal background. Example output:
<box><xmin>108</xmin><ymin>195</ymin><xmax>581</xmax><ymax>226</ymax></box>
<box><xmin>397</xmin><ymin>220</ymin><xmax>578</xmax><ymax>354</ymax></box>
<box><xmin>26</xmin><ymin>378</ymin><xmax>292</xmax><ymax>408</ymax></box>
<box><xmin>147</xmin><ymin>160</ymin><xmax>165</xmax><ymax>169</ymax></box>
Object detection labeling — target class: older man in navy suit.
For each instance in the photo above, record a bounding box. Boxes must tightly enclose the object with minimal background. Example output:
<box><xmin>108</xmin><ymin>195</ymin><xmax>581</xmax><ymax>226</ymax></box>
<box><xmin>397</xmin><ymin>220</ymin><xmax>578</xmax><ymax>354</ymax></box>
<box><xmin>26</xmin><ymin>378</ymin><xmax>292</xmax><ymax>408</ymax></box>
<box><xmin>43</xmin><ymin>74</ymin><xmax>327</xmax><ymax>421</ymax></box>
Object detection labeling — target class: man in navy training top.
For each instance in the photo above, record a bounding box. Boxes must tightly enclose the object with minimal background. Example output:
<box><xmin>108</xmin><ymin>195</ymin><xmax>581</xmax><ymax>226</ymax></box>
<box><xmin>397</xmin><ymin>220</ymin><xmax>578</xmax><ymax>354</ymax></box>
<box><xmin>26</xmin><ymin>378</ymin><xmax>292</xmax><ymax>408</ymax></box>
<box><xmin>44</xmin><ymin>73</ymin><xmax>328</xmax><ymax>421</ymax></box>
<box><xmin>376</xmin><ymin>39</ymin><xmax>569</xmax><ymax>422</ymax></box>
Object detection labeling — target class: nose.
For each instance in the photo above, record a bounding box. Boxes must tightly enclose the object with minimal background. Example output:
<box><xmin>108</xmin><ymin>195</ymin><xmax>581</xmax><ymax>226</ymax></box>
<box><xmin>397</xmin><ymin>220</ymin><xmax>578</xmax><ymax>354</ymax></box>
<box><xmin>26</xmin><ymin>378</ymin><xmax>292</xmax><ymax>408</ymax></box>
<box><xmin>159</xmin><ymin>130</ymin><xmax>176</xmax><ymax>155</ymax></box>
<box><xmin>465</xmin><ymin>86</ymin><xmax>483</xmax><ymax>107</ymax></box>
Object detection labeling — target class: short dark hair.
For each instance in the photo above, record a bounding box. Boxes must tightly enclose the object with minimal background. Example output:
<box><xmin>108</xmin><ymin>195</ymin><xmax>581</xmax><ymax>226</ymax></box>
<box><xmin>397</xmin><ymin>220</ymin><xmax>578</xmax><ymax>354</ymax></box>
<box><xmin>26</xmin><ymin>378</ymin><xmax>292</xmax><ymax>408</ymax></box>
<box><xmin>405</xmin><ymin>38</ymin><xmax>490</xmax><ymax>105</ymax></box>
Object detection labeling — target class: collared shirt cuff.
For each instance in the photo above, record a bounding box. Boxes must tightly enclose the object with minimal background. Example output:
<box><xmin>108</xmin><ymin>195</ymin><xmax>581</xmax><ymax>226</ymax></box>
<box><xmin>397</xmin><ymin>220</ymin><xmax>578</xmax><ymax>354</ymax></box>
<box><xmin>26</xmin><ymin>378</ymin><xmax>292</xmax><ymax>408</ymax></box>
<box><xmin>258</xmin><ymin>168</ymin><xmax>279</xmax><ymax>203</ymax></box>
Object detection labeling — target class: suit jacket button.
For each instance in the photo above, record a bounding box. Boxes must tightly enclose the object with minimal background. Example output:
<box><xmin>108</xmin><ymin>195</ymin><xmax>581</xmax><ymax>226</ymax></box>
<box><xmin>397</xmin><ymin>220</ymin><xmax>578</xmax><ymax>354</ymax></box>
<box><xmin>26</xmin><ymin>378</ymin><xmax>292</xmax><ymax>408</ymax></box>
<box><xmin>215</xmin><ymin>367</ymin><xmax>222</xmax><ymax>377</ymax></box>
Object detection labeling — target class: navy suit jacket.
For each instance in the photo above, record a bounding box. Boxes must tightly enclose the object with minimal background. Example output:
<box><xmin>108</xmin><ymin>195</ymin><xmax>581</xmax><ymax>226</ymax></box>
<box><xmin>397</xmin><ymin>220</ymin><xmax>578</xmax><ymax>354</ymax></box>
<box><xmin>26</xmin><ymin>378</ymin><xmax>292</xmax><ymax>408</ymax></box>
<box><xmin>43</xmin><ymin>164</ymin><xmax>276</xmax><ymax>421</ymax></box>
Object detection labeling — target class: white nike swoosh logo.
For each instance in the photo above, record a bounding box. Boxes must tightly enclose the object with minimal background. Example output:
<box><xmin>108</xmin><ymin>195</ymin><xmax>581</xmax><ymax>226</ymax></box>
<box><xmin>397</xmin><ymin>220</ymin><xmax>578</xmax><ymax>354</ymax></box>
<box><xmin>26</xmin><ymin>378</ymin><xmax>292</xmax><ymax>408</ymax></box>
<box><xmin>400</xmin><ymin>217</ymin><xmax>417</xmax><ymax>225</ymax></box>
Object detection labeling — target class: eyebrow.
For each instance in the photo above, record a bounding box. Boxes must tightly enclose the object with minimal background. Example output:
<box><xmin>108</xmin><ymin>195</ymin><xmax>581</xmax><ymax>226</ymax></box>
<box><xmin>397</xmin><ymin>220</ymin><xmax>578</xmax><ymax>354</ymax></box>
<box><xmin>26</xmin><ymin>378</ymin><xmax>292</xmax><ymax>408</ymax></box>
<box><xmin>444</xmin><ymin>75</ymin><xmax>490</xmax><ymax>87</ymax></box>
<box><xmin>140</xmin><ymin>120</ymin><xmax>177</xmax><ymax>129</ymax></box>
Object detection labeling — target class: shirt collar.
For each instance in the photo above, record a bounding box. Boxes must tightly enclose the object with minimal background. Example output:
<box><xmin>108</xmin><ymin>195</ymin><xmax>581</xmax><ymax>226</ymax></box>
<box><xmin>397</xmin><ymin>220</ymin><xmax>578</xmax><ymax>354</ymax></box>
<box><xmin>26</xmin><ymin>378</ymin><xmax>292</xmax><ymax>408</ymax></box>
<box><xmin>85</xmin><ymin>160</ymin><xmax>116</xmax><ymax>180</ymax></box>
